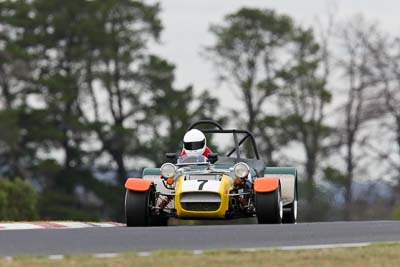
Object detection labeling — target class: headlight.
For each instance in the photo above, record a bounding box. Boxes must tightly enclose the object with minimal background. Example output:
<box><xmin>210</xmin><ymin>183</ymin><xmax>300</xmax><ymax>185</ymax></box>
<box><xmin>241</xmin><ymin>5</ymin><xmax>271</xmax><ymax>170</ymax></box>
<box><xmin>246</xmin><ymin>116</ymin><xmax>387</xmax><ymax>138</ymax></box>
<box><xmin>160</xmin><ymin>163</ymin><xmax>176</xmax><ymax>178</ymax></box>
<box><xmin>233</xmin><ymin>162</ymin><xmax>250</xmax><ymax>178</ymax></box>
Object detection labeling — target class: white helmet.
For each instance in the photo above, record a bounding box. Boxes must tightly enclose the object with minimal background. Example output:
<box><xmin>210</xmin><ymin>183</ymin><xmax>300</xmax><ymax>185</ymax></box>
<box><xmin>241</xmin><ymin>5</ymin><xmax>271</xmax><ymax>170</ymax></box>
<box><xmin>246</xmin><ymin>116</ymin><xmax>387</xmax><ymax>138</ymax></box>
<box><xmin>183</xmin><ymin>129</ymin><xmax>206</xmax><ymax>157</ymax></box>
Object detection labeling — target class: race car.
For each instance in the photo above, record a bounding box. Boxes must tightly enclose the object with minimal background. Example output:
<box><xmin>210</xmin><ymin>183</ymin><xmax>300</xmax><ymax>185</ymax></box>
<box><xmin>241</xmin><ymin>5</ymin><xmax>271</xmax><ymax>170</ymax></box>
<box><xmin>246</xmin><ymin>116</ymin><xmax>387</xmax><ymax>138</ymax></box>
<box><xmin>124</xmin><ymin>120</ymin><xmax>298</xmax><ymax>226</ymax></box>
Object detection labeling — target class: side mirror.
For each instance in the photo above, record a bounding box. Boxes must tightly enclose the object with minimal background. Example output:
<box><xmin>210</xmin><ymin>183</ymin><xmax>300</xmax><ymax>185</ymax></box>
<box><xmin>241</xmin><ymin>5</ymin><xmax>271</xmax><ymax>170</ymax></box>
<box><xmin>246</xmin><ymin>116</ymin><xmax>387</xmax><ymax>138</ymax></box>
<box><xmin>208</xmin><ymin>153</ymin><xmax>218</xmax><ymax>164</ymax></box>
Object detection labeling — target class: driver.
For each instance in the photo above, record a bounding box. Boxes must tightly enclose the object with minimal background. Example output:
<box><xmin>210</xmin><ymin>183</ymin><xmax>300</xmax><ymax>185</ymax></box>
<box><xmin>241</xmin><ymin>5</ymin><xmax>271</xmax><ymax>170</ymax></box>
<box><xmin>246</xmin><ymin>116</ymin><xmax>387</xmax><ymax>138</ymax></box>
<box><xmin>181</xmin><ymin>129</ymin><xmax>212</xmax><ymax>158</ymax></box>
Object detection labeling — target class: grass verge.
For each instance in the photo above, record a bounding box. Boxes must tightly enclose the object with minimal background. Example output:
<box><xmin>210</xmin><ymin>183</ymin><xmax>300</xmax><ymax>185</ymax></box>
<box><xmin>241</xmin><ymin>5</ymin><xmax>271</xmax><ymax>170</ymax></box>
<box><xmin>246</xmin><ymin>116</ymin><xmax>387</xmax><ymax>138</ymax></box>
<box><xmin>1</xmin><ymin>243</ymin><xmax>399</xmax><ymax>267</ymax></box>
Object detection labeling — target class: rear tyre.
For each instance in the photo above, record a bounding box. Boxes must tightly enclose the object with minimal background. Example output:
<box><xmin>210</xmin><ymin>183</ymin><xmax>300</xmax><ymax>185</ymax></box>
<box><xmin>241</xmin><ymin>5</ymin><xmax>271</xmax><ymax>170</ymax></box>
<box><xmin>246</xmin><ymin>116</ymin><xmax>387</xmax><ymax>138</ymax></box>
<box><xmin>255</xmin><ymin>185</ymin><xmax>282</xmax><ymax>224</ymax></box>
<box><xmin>282</xmin><ymin>186</ymin><xmax>297</xmax><ymax>224</ymax></box>
<box><xmin>125</xmin><ymin>189</ymin><xmax>151</xmax><ymax>227</ymax></box>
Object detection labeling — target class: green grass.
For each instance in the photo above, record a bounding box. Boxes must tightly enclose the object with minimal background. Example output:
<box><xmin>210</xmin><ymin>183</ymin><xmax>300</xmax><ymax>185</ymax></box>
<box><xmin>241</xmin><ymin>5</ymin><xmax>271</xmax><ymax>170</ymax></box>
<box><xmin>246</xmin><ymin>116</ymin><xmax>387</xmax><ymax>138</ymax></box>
<box><xmin>1</xmin><ymin>243</ymin><xmax>399</xmax><ymax>267</ymax></box>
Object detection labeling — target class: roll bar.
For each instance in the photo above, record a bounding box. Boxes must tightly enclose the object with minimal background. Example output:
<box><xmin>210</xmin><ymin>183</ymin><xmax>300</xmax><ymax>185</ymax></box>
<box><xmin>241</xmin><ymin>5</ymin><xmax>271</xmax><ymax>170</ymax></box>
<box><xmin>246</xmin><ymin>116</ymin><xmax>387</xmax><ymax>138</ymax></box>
<box><xmin>186</xmin><ymin>120</ymin><xmax>260</xmax><ymax>160</ymax></box>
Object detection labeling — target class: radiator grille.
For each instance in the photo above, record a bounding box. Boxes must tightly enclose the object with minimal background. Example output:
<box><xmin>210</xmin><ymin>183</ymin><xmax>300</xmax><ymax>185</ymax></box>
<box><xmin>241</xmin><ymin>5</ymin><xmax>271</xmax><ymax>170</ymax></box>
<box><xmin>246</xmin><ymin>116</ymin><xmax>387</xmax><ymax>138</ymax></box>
<box><xmin>181</xmin><ymin>202</ymin><xmax>220</xmax><ymax>211</ymax></box>
<box><xmin>180</xmin><ymin>192</ymin><xmax>221</xmax><ymax>212</ymax></box>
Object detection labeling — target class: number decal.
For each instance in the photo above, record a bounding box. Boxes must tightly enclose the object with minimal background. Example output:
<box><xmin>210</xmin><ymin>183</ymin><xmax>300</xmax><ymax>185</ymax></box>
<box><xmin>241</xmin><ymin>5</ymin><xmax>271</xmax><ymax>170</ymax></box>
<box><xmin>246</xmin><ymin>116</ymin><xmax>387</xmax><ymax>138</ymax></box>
<box><xmin>197</xmin><ymin>180</ymin><xmax>208</xmax><ymax>190</ymax></box>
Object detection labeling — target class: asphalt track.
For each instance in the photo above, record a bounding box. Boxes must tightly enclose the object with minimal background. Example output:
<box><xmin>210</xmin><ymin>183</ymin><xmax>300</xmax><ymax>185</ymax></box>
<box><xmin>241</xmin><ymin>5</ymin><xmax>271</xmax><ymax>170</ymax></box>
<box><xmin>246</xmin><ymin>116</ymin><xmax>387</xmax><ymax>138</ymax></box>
<box><xmin>1</xmin><ymin>220</ymin><xmax>400</xmax><ymax>256</ymax></box>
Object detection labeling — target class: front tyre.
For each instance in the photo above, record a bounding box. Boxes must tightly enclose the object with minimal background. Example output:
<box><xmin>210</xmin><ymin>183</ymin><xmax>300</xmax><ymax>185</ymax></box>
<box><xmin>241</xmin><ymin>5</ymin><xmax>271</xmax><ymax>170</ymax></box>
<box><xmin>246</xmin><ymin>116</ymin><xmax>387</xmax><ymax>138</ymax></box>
<box><xmin>255</xmin><ymin>185</ymin><xmax>282</xmax><ymax>224</ymax></box>
<box><xmin>125</xmin><ymin>189</ymin><xmax>151</xmax><ymax>227</ymax></box>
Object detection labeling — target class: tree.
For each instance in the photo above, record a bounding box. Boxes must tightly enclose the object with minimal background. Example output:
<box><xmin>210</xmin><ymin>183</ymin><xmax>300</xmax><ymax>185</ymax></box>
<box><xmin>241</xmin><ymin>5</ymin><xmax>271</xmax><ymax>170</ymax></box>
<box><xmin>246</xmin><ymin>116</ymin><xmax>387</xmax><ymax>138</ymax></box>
<box><xmin>82</xmin><ymin>0</ymin><xmax>162</xmax><ymax>184</ymax></box>
<box><xmin>277</xmin><ymin>27</ymin><xmax>332</xmax><ymax>207</ymax></box>
<box><xmin>206</xmin><ymin>8</ymin><xmax>294</xmax><ymax>164</ymax></box>
<box><xmin>0</xmin><ymin>0</ymin><xmax>222</xmax><ymax>221</ymax></box>
<box><xmin>137</xmin><ymin>55</ymin><xmax>221</xmax><ymax>166</ymax></box>
<box><xmin>0</xmin><ymin>1</ymin><xmax>37</xmax><ymax>179</ymax></box>
<box><xmin>0</xmin><ymin>178</ymin><xmax>38</xmax><ymax>221</ymax></box>
<box><xmin>366</xmin><ymin>28</ymin><xmax>400</xmax><ymax>204</ymax></box>
<box><xmin>0</xmin><ymin>0</ymin><xmax>163</xmax><ymax>220</ymax></box>
<box><xmin>335</xmin><ymin>17</ymin><xmax>382</xmax><ymax>218</ymax></box>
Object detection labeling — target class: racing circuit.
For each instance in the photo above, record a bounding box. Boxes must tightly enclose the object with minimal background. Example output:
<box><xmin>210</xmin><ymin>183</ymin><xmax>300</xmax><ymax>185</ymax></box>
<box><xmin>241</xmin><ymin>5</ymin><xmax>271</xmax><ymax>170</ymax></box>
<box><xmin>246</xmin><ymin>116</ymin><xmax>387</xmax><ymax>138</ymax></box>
<box><xmin>1</xmin><ymin>220</ymin><xmax>400</xmax><ymax>257</ymax></box>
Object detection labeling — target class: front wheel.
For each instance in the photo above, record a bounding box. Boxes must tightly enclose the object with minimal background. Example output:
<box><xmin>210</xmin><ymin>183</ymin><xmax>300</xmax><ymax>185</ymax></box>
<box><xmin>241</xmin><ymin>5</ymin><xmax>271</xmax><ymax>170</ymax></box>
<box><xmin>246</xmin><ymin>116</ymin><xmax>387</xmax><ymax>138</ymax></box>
<box><xmin>255</xmin><ymin>185</ymin><xmax>282</xmax><ymax>224</ymax></box>
<box><xmin>125</xmin><ymin>189</ymin><xmax>151</xmax><ymax>227</ymax></box>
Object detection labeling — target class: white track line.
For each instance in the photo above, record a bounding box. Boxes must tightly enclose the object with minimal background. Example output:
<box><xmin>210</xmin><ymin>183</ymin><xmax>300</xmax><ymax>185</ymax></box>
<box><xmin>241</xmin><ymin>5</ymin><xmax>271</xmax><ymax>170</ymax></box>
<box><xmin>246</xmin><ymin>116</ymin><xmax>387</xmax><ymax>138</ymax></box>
<box><xmin>48</xmin><ymin>255</ymin><xmax>64</xmax><ymax>260</ymax></box>
<box><xmin>94</xmin><ymin>253</ymin><xmax>118</xmax><ymax>258</ymax></box>
<box><xmin>277</xmin><ymin>242</ymin><xmax>371</xmax><ymax>250</ymax></box>
<box><xmin>137</xmin><ymin>252</ymin><xmax>151</xmax><ymax>257</ymax></box>
<box><xmin>240</xmin><ymin>242</ymin><xmax>371</xmax><ymax>252</ymax></box>
<box><xmin>239</xmin><ymin>248</ymin><xmax>258</xmax><ymax>252</ymax></box>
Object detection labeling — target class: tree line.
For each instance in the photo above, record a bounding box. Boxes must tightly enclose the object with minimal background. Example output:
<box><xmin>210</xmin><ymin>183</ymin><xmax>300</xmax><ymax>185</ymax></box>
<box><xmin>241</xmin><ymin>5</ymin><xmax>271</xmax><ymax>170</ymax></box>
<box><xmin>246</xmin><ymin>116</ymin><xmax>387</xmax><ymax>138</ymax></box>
<box><xmin>0</xmin><ymin>1</ymin><xmax>399</xmax><ymax>221</ymax></box>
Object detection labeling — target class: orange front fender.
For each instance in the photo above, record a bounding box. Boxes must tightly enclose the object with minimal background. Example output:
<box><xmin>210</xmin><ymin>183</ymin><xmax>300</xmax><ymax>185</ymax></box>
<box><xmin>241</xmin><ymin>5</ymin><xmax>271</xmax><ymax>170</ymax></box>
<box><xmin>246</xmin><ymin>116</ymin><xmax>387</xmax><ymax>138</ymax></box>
<box><xmin>125</xmin><ymin>178</ymin><xmax>153</xmax><ymax>192</ymax></box>
<box><xmin>254</xmin><ymin>177</ymin><xmax>279</xmax><ymax>193</ymax></box>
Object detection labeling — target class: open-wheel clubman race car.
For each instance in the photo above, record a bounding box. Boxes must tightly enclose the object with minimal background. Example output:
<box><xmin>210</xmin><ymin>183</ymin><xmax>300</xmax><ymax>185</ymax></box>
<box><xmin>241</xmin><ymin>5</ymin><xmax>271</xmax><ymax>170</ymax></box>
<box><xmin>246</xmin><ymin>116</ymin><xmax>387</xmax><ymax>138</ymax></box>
<box><xmin>124</xmin><ymin>120</ymin><xmax>298</xmax><ymax>226</ymax></box>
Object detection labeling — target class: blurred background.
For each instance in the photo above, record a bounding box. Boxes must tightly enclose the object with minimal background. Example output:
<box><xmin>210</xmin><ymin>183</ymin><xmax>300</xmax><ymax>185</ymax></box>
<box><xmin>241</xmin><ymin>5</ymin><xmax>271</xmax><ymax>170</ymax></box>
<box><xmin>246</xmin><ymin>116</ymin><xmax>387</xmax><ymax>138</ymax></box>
<box><xmin>0</xmin><ymin>0</ymin><xmax>399</xmax><ymax>223</ymax></box>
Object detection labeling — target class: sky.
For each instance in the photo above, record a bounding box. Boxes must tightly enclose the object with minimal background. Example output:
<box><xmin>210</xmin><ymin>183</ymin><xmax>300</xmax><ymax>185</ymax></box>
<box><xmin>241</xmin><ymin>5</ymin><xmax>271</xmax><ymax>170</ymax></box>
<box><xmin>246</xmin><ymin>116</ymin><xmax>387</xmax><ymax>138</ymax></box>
<box><xmin>148</xmin><ymin>0</ymin><xmax>400</xmax><ymax>108</ymax></box>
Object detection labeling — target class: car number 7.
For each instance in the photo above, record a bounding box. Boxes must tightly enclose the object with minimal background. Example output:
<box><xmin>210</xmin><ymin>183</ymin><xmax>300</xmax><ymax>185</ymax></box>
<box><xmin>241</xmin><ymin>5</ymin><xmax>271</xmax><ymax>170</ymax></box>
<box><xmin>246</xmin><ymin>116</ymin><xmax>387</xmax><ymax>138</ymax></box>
<box><xmin>197</xmin><ymin>180</ymin><xmax>208</xmax><ymax>190</ymax></box>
